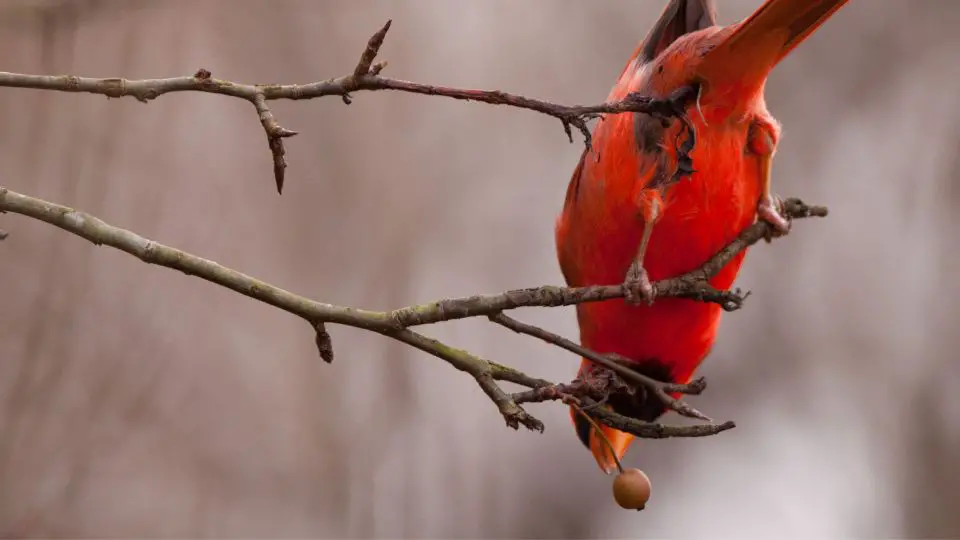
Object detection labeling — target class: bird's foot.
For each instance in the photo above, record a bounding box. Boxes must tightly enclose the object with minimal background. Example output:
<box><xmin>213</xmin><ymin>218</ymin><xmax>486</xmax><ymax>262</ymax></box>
<box><xmin>758</xmin><ymin>194</ymin><xmax>791</xmax><ymax>241</ymax></box>
<box><xmin>623</xmin><ymin>261</ymin><xmax>655</xmax><ymax>306</ymax></box>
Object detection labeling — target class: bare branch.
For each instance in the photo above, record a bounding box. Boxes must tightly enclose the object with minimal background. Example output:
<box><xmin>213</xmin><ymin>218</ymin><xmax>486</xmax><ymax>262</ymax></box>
<box><xmin>0</xmin><ymin>186</ymin><xmax>824</xmax><ymax>329</ymax></box>
<box><xmin>511</xmin><ymin>381</ymin><xmax>597</xmax><ymax>405</ymax></box>
<box><xmin>1</xmin><ymin>188</ymin><xmax>394</xmax><ymax>328</ymax></box>
<box><xmin>488</xmin><ymin>362</ymin><xmax>552</xmax><ymax>389</ymax></box>
<box><xmin>382</xmin><ymin>327</ymin><xmax>543</xmax><ymax>431</ymax></box>
<box><xmin>390</xmin><ymin>198</ymin><xmax>827</xmax><ymax>326</ymax></box>
<box><xmin>0</xmin><ymin>21</ymin><xmax>698</xmax><ymax>193</ymax></box>
<box><xmin>0</xmin><ymin>186</ymin><xmax>548</xmax><ymax>430</ymax></box>
<box><xmin>585</xmin><ymin>405</ymin><xmax>736</xmax><ymax>439</ymax></box>
<box><xmin>0</xmin><ymin>184</ymin><xmax>823</xmax><ymax>440</ymax></box>
<box><xmin>0</xmin><ymin>17</ymin><xmax>836</xmax><ymax>479</ymax></box>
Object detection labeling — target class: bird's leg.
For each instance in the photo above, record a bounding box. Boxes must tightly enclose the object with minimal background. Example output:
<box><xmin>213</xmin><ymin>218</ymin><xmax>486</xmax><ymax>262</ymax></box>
<box><xmin>757</xmin><ymin>153</ymin><xmax>790</xmax><ymax>236</ymax></box>
<box><xmin>624</xmin><ymin>196</ymin><xmax>661</xmax><ymax>306</ymax></box>
<box><xmin>749</xmin><ymin>120</ymin><xmax>791</xmax><ymax>237</ymax></box>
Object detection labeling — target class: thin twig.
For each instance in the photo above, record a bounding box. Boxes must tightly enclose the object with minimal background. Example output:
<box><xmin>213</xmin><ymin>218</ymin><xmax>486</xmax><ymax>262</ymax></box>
<box><xmin>583</xmin><ymin>403</ymin><xmax>736</xmax><ymax>439</ymax></box>
<box><xmin>488</xmin><ymin>362</ymin><xmax>553</xmax><ymax>389</ymax></box>
<box><xmin>0</xmin><ymin>185</ymin><xmax>821</xmax><ymax>439</ymax></box>
<box><xmin>0</xmin><ymin>187</ymin><xmax>547</xmax><ymax>430</ymax></box>
<box><xmin>0</xmin><ymin>20</ymin><xmax>698</xmax><ymax>193</ymax></box>
<box><xmin>390</xmin><ymin>198</ymin><xmax>827</xmax><ymax>326</ymax></box>
<box><xmin>490</xmin><ymin>312</ymin><xmax>711</xmax><ymax>421</ymax></box>
<box><xmin>510</xmin><ymin>381</ymin><xmax>593</xmax><ymax>405</ymax></box>
<box><xmin>0</xmin><ymin>187</ymin><xmax>393</xmax><ymax>328</ymax></box>
<box><xmin>382</xmin><ymin>327</ymin><xmax>544</xmax><ymax>432</ymax></box>
<box><xmin>0</xmin><ymin>187</ymin><xmax>825</xmax><ymax>331</ymax></box>
<box><xmin>513</xmin><ymin>377</ymin><xmax>737</xmax><ymax>439</ymax></box>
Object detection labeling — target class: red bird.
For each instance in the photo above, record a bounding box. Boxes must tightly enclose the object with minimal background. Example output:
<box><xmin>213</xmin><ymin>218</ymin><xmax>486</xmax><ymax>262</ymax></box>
<box><xmin>556</xmin><ymin>0</ymin><xmax>848</xmax><ymax>474</ymax></box>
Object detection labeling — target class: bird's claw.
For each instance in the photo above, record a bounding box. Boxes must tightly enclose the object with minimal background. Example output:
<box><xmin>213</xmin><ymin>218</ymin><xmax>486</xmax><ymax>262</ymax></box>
<box><xmin>623</xmin><ymin>261</ymin><xmax>655</xmax><ymax>306</ymax></box>
<box><xmin>758</xmin><ymin>194</ymin><xmax>791</xmax><ymax>242</ymax></box>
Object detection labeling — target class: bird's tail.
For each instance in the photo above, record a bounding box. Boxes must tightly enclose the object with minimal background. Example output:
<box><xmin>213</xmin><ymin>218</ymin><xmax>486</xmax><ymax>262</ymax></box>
<box><xmin>695</xmin><ymin>0</ymin><xmax>850</xmax><ymax>111</ymax></box>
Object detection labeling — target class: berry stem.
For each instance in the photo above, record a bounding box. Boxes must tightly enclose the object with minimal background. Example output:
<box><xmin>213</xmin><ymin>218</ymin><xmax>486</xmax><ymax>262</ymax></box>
<box><xmin>569</xmin><ymin>402</ymin><xmax>624</xmax><ymax>474</ymax></box>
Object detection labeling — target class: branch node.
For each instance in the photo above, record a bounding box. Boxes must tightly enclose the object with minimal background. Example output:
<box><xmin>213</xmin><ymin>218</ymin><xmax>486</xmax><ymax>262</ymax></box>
<box><xmin>370</xmin><ymin>61</ymin><xmax>388</xmax><ymax>76</ymax></box>
<box><xmin>0</xmin><ymin>228</ymin><xmax>8</xmax><ymax>240</ymax></box>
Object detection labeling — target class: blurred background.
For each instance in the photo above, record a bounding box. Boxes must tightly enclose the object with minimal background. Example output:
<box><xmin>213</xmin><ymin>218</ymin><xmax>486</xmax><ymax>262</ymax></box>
<box><xmin>0</xmin><ymin>0</ymin><xmax>958</xmax><ymax>537</ymax></box>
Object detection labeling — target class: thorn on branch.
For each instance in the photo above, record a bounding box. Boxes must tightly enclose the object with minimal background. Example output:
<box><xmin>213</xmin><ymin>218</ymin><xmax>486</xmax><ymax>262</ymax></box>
<box><xmin>314</xmin><ymin>322</ymin><xmax>334</xmax><ymax>363</ymax></box>
<box><xmin>251</xmin><ymin>93</ymin><xmax>298</xmax><ymax>194</ymax></box>
<box><xmin>0</xmin><ymin>228</ymin><xmax>8</xmax><ymax>240</ymax></box>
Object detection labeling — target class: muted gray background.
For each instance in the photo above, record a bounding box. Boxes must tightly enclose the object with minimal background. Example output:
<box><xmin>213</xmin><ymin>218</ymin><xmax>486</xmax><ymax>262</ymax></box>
<box><xmin>1</xmin><ymin>0</ymin><xmax>958</xmax><ymax>537</ymax></box>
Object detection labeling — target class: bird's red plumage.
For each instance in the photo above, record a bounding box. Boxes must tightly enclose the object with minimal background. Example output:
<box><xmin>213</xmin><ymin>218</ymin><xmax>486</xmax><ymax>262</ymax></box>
<box><xmin>557</xmin><ymin>26</ymin><xmax>762</xmax><ymax>387</ymax></box>
<box><xmin>556</xmin><ymin>0</ymin><xmax>849</xmax><ymax>473</ymax></box>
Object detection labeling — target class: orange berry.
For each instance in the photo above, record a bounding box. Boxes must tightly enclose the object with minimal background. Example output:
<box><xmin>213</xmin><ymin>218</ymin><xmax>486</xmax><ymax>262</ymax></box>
<box><xmin>612</xmin><ymin>468</ymin><xmax>651</xmax><ymax>510</ymax></box>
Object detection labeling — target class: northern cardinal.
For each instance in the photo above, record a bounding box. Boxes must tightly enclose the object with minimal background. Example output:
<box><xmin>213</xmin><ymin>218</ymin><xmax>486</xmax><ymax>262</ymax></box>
<box><xmin>556</xmin><ymin>0</ymin><xmax>848</xmax><ymax>474</ymax></box>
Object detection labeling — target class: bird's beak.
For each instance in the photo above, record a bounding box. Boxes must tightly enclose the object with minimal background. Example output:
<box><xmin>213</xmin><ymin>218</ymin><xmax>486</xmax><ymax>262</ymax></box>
<box><xmin>589</xmin><ymin>424</ymin><xmax>636</xmax><ymax>475</ymax></box>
